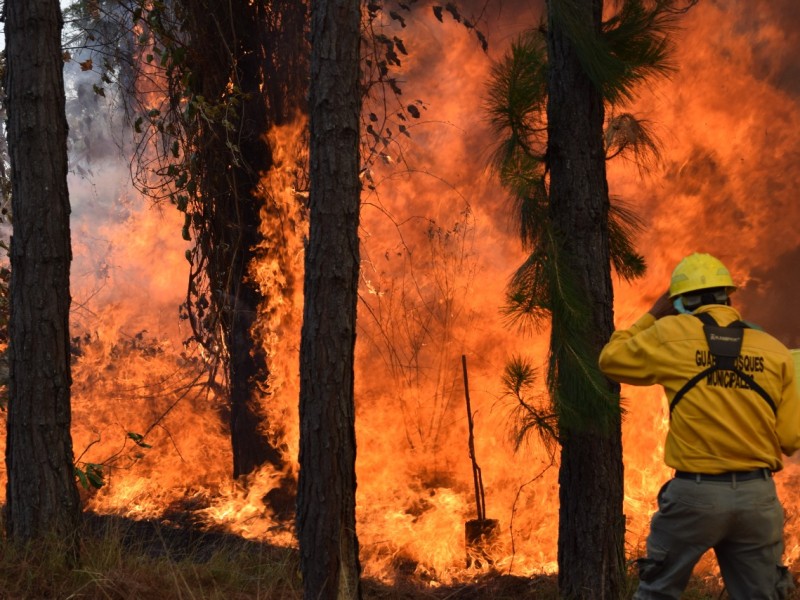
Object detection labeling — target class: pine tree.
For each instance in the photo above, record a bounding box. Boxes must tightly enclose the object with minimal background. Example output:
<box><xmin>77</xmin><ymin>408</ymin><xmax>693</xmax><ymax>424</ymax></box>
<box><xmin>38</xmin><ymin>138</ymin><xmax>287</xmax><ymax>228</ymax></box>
<box><xmin>486</xmin><ymin>0</ymin><xmax>687</xmax><ymax>595</ymax></box>
<box><xmin>296</xmin><ymin>0</ymin><xmax>363</xmax><ymax>596</ymax></box>
<box><xmin>4</xmin><ymin>0</ymin><xmax>82</xmax><ymax>557</ymax></box>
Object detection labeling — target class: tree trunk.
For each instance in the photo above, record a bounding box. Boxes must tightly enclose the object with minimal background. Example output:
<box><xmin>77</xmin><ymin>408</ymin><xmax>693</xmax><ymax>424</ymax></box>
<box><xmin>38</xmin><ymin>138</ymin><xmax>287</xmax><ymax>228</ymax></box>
<box><xmin>181</xmin><ymin>0</ymin><xmax>308</xmax><ymax>481</ymax></box>
<box><xmin>546</xmin><ymin>0</ymin><xmax>625</xmax><ymax>597</ymax></box>
<box><xmin>297</xmin><ymin>0</ymin><xmax>362</xmax><ymax>596</ymax></box>
<box><xmin>4</xmin><ymin>0</ymin><xmax>81</xmax><ymax>555</ymax></box>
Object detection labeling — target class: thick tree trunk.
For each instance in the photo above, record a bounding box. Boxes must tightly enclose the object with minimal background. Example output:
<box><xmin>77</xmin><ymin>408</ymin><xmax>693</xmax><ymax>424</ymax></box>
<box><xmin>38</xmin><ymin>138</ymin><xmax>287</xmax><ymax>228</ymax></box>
<box><xmin>546</xmin><ymin>0</ymin><xmax>625</xmax><ymax>597</ymax></box>
<box><xmin>297</xmin><ymin>0</ymin><xmax>362</xmax><ymax>597</ymax></box>
<box><xmin>4</xmin><ymin>0</ymin><xmax>81</xmax><ymax>553</ymax></box>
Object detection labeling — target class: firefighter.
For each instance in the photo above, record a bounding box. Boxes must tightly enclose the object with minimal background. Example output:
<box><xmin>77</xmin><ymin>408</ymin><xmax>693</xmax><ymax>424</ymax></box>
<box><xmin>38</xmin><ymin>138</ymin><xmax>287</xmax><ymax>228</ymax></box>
<box><xmin>599</xmin><ymin>252</ymin><xmax>800</xmax><ymax>599</ymax></box>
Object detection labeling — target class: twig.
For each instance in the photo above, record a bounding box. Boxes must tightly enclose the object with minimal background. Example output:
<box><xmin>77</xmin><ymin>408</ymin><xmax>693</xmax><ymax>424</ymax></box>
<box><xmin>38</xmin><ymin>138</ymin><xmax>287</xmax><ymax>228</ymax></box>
<box><xmin>508</xmin><ymin>462</ymin><xmax>554</xmax><ymax>573</ymax></box>
<box><xmin>462</xmin><ymin>354</ymin><xmax>486</xmax><ymax>521</ymax></box>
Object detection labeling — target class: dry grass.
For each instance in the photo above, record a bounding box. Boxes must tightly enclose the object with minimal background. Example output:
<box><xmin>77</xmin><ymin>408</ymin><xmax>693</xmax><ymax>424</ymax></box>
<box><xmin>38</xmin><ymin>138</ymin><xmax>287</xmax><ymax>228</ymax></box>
<box><xmin>0</xmin><ymin>515</ymin><xmax>301</xmax><ymax>600</ymax></box>
<box><xmin>0</xmin><ymin>516</ymin><xmax>794</xmax><ymax>599</ymax></box>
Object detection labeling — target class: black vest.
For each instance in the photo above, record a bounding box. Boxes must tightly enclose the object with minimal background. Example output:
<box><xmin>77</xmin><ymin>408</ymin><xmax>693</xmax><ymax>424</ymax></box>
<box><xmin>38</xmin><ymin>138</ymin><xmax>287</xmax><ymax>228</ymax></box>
<box><xmin>669</xmin><ymin>312</ymin><xmax>777</xmax><ymax>417</ymax></box>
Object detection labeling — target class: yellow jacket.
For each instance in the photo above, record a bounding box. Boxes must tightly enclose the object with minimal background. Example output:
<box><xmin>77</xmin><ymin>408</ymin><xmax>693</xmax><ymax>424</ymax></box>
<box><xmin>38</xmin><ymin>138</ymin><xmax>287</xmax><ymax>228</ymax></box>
<box><xmin>599</xmin><ymin>304</ymin><xmax>800</xmax><ymax>473</ymax></box>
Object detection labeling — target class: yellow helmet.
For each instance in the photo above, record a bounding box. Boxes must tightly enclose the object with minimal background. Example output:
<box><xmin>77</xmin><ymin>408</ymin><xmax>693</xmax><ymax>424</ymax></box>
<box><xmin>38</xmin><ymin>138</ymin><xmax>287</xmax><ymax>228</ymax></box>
<box><xmin>668</xmin><ymin>253</ymin><xmax>736</xmax><ymax>298</ymax></box>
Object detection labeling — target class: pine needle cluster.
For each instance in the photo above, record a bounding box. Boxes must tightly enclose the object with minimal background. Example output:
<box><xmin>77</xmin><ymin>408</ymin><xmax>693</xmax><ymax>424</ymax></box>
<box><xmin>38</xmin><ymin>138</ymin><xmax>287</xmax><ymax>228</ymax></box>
<box><xmin>485</xmin><ymin>0</ymin><xmax>684</xmax><ymax>441</ymax></box>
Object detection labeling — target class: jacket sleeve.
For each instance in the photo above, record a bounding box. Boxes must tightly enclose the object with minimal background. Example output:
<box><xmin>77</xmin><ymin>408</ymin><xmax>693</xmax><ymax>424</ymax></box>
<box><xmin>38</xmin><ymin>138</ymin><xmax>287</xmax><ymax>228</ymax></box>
<box><xmin>598</xmin><ymin>312</ymin><xmax>662</xmax><ymax>386</ymax></box>
<box><xmin>776</xmin><ymin>354</ymin><xmax>800</xmax><ymax>456</ymax></box>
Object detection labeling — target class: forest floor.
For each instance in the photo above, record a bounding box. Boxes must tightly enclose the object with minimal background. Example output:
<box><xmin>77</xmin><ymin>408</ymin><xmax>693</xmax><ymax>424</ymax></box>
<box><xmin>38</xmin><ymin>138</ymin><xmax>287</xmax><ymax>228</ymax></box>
<box><xmin>0</xmin><ymin>512</ymin><xmax>785</xmax><ymax>598</ymax></box>
<box><xmin>79</xmin><ymin>512</ymin><xmax>561</xmax><ymax>599</ymax></box>
<box><xmin>72</xmin><ymin>513</ymin><xmax>757</xmax><ymax>600</ymax></box>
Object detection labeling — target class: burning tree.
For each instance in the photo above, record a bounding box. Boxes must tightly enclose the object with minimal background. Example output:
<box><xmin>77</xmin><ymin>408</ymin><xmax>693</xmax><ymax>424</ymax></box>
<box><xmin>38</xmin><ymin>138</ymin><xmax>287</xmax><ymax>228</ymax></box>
<box><xmin>63</xmin><ymin>0</ymin><xmax>310</xmax><ymax>495</ymax></box>
<box><xmin>133</xmin><ymin>0</ymin><xmax>310</xmax><ymax>485</ymax></box>
<box><xmin>169</xmin><ymin>0</ymin><xmax>309</xmax><ymax>485</ymax></box>
<box><xmin>4</xmin><ymin>0</ymin><xmax>82</xmax><ymax>555</ymax></box>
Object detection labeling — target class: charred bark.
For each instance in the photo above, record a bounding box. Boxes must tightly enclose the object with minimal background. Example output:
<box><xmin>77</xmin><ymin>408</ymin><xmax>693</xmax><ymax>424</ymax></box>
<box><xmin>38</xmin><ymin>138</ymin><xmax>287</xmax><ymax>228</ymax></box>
<box><xmin>297</xmin><ymin>0</ymin><xmax>362</xmax><ymax>596</ymax></box>
<box><xmin>546</xmin><ymin>0</ymin><xmax>625</xmax><ymax>597</ymax></box>
<box><xmin>180</xmin><ymin>0</ymin><xmax>308</xmax><ymax>481</ymax></box>
<box><xmin>4</xmin><ymin>0</ymin><xmax>82</xmax><ymax>554</ymax></box>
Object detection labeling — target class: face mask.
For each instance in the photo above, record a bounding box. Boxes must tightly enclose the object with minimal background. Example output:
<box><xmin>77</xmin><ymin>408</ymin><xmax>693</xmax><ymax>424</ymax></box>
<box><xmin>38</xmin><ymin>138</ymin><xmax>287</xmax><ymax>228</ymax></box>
<box><xmin>673</xmin><ymin>297</ymin><xmax>692</xmax><ymax>314</ymax></box>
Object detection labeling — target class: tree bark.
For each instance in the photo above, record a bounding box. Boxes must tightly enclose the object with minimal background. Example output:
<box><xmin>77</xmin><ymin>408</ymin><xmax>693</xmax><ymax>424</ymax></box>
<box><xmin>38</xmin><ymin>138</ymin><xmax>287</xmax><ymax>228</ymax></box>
<box><xmin>4</xmin><ymin>0</ymin><xmax>82</xmax><ymax>554</ymax></box>
<box><xmin>546</xmin><ymin>0</ymin><xmax>625</xmax><ymax>597</ymax></box>
<box><xmin>297</xmin><ymin>0</ymin><xmax>362</xmax><ymax>596</ymax></box>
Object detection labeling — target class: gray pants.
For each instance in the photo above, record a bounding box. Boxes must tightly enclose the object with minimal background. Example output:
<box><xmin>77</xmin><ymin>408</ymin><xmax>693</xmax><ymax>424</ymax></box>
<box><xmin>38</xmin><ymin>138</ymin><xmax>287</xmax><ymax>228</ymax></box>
<box><xmin>634</xmin><ymin>475</ymin><xmax>794</xmax><ymax>600</ymax></box>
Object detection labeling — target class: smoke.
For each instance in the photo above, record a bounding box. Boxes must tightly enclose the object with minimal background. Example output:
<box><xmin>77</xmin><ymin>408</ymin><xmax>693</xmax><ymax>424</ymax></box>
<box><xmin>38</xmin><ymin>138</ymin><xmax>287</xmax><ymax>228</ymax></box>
<box><xmin>605</xmin><ymin>0</ymin><xmax>800</xmax><ymax>345</ymax></box>
<box><xmin>737</xmin><ymin>247</ymin><xmax>800</xmax><ymax>348</ymax></box>
<box><xmin>63</xmin><ymin>39</ymin><xmax>189</xmax><ymax>343</ymax></box>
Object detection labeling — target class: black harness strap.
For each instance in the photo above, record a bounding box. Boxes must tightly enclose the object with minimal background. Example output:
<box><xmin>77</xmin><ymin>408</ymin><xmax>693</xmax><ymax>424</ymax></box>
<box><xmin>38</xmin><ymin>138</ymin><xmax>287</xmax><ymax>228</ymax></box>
<box><xmin>669</xmin><ymin>313</ymin><xmax>777</xmax><ymax>417</ymax></box>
